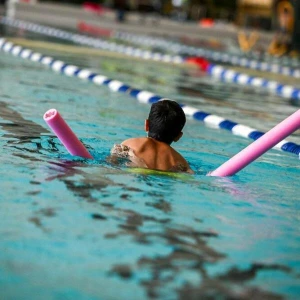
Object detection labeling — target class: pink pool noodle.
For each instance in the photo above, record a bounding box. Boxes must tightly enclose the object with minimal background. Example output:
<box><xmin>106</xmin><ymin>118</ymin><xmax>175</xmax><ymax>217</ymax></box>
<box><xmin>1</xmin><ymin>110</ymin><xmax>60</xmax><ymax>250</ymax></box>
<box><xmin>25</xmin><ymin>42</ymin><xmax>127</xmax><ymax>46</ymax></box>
<box><xmin>210</xmin><ymin>109</ymin><xmax>300</xmax><ymax>177</ymax></box>
<box><xmin>43</xmin><ymin>109</ymin><xmax>93</xmax><ymax>159</ymax></box>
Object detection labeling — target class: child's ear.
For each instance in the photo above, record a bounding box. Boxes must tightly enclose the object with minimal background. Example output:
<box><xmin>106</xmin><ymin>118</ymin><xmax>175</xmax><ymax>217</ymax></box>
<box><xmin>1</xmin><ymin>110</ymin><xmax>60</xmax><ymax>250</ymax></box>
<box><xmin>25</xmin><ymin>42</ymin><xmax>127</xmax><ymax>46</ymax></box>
<box><xmin>145</xmin><ymin>119</ymin><xmax>149</xmax><ymax>132</ymax></box>
<box><xmin>174</xmin><ymin>132</ymin><xmax>183</xmax><ymax>142</ymax></box>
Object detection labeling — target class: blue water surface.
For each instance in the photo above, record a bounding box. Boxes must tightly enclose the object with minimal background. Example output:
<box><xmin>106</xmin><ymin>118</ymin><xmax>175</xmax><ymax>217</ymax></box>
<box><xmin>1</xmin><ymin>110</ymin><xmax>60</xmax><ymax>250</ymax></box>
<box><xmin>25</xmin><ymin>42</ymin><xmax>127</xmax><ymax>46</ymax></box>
<box><xmin>0</xmin><ymin>28</ymin><xmax>299</xmax><ymax>300</ymax></box>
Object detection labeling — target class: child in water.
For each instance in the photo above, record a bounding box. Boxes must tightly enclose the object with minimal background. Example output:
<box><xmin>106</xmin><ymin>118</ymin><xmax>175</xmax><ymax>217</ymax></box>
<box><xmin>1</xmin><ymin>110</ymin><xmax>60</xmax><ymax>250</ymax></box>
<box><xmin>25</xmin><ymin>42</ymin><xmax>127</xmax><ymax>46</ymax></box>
<box><xmin>110</xmin><ymin>99</ymin><xmax>193</xmax><ymax>173</ymax></box>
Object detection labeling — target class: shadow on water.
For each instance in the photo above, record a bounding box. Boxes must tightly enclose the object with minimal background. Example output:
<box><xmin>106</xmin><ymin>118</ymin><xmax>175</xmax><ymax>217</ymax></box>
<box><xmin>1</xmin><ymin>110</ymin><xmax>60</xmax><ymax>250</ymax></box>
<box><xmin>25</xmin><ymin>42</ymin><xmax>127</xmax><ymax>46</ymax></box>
<box><xmin>0</xmin><ymin>101</ymin><xmax>293</xmax><ymax>299</ymax></box>
<box><xmin>0</xmin><ymin>101</ymin><xmax>48</xmax><ymax>139</ymax></box>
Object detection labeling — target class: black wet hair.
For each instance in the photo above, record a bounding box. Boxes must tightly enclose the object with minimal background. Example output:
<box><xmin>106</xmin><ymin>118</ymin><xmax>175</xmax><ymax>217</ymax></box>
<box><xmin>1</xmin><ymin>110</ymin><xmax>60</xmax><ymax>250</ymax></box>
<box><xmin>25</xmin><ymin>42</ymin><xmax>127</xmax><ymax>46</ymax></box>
<box><xmin>148</xmin><ymin>99</ymin><xmax>186</xmax><ymax>144</ymax></box>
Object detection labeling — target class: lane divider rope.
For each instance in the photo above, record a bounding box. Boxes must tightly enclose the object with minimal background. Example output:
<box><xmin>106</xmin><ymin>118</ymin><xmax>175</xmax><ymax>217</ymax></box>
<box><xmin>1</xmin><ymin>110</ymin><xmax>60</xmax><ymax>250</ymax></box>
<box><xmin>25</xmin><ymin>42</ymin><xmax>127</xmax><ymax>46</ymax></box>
<box><xmin>0</xmin><ymin>17</ymin><xmax>185</xmax><ymax>65</ymax></box>
<box><xmin>3</xmin><ymin>16</ymin><xmax>300</xmax><ymax>79</ymax></box>
<box><xmin>207</xmin><ymin>63</ymin><xmax>300</xmax><ymax>101</ymax></box>
<box><xmin>78</xmin><ymin>21</ymin><xmax>300</xmax><ymax>79</ymax></box>
<box><xmin>1</xmin><ymin>37</ymin><xmax>299</xmax><ymax>156</ymax></box>
<box><xmin>2</xmin><ymin>16</ymin><xmax>300</xmax><ymax>72</ymax></box>
<box><xmin>2</xmin><ymin>17</ymin><xmax>300</xmax><ymax>103</ymax></box>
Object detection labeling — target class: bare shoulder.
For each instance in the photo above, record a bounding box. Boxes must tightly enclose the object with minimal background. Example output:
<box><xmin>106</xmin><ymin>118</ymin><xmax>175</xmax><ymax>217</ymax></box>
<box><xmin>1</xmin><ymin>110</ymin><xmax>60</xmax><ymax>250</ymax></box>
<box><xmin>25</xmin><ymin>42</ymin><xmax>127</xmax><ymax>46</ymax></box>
<box><xmin>121</xmin><ymin>137</ymin><xmax>148</xmax><ymax>150</ymax></box>
<box><xmin>171</xmin><ymin>148</ymin><xmax>194</xmax><ymax>174</ymax></box>
<box><xmin>171</xmin><ymin>147</ymin><xmax>187</xmax><ymax>163</ymax></box>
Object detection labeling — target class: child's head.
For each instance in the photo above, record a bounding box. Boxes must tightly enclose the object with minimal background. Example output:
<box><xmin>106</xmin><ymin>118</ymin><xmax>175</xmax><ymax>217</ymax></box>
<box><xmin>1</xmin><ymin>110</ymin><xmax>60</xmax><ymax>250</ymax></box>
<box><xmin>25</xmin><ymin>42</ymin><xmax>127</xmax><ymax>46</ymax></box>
<box><xmin>146</xmin><ymin>99</ymin><xmax>186</xmax><ymax>144</ymax></box>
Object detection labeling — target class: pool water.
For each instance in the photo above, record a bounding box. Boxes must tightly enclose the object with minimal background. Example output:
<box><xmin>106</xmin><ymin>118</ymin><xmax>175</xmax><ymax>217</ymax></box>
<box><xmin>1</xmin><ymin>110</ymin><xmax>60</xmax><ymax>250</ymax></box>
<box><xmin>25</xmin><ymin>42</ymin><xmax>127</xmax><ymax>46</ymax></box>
<box><xmin>0</xmin><ymin>25</ymin><xmax>300</xmax><ymax>299</ymax></box>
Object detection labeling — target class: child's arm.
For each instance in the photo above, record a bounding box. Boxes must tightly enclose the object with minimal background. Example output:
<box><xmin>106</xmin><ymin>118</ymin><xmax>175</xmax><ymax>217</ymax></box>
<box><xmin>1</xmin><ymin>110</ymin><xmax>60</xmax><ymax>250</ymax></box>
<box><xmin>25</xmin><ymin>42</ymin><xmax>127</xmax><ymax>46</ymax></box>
<box><xmin>172</xmin><ymin>150</ymin><xmax>194</xmax><ymax>174</ymax></box>
<box><xmin>170</xmin><ymin>163</ymin><xmax>194</xmax><ymax>174</ymax></box>
<box><xmin>170</xmin><ymin>154</ymin><xmax>194</xmax><ymax>174</ymax></box>
<box><xmin>108</xmin><ymin>143</ymin><xmax>147</xmax><ymax>168</ymax></box>
<box><xmin>106</xmin><ymin>144</ymin><xmax>129</xmax><ymax>166</ymax></box>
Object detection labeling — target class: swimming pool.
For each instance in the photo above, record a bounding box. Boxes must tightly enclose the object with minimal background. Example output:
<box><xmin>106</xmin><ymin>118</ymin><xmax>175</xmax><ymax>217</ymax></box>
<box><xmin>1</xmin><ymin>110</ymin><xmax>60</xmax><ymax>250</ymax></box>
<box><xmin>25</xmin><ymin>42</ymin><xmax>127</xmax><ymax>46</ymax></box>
<box><xmin>0</xmin><ymin>23</ymin><xmax>299</xmax><ymax>299</ymax></box>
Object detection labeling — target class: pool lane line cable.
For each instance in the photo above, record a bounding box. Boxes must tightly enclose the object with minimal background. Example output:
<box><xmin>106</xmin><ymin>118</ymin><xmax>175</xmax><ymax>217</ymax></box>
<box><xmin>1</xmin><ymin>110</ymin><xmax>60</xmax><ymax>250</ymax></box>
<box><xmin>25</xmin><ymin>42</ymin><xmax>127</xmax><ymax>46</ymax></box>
<box><xmin>116</xmin><ymin>33</ymin><xmax>300</xmax><ymax>69</ymax></box>
<box><xmin>17</xmin><ymin>36</ymin><xmax>296</xmax><ymax>101</ymax></box>
<box><xmin>1</xmin><ymin>37</ymin><xmax>299</xmax><ymax>156</ymax></box>
<box><xmin>77</xmin><ymin>21</ymin><xmax>300</xmax><ymax>79</ymax></box>
<box><xmin>1</xmin><ymin>17</ymin><xmax>300</xmax><ymax>103</ymax></box>
<box><xmin>0</xmin><ymin>17</ymin><xmax>185</xmax><ymax>65</ymax></box>
<box><xmin>3</xmin><ymin>17</ymin><xmax>300</xmax><ymax>79</ymax></box>
<box><xmin>7</xmin><ymin>37</ymin><xmax>181</xmax><ymax>64</ymax></box>
<box><xmin>207</xmin><ymin>64</ymin><xmax>300</xmax><ymax>102</ymax></box>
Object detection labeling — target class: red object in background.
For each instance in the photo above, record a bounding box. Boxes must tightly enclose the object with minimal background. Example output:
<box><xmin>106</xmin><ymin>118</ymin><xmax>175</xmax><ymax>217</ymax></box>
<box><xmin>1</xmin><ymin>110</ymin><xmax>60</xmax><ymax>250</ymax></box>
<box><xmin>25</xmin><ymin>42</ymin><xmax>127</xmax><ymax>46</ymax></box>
<box><xmin>185</xmin><ymin>57</ymin><xmax>210</xmax><ymax>71</ymax></box>
<box><xmin>199</xmin><ymin>18</ymin><xmax>215</xmax><ymax>28</ymax></box>
<box><xmin>77</xmin><ymin>22</ymin><xmax>113</xmax><ymax>38</ymax></box>
<box><xmin>83</xmin><ymin>2</ymin><xmax>108</xmax><ymax>15</ymax></box>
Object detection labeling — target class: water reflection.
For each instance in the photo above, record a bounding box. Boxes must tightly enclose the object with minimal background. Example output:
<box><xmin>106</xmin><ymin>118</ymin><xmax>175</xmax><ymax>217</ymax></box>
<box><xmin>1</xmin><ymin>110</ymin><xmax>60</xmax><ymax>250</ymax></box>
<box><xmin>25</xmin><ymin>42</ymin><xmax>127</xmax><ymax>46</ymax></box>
<box><xmin>0</xmin><ymin>101</ymin><xmax>293</xmax><ymax>299</ymax></box>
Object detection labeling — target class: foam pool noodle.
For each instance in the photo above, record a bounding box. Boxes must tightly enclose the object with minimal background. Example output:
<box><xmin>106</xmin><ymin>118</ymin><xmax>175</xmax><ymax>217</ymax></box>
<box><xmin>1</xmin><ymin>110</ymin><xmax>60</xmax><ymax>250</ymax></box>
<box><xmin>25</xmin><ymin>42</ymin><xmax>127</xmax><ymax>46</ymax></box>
<box><xmin>210</xmin><ymin>109</ymin><xmax>300</xmax><ymax>177</ymax></box>
<box><xmin>43</xmin><ymin>109</ymin><xmax>93</xmax><ymax>159</ymax></box>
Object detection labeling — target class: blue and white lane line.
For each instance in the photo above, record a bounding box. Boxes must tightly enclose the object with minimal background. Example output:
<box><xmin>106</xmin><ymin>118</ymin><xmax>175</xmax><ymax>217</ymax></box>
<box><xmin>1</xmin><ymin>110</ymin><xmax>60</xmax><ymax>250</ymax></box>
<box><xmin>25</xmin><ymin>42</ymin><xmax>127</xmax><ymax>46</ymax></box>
<box><xmin>117</xmin><ymin>32</ymin><xmax>300</xmax><ymax>70</ymax></box>
<box><xmin>208</xmin><ymin>65</ymin><xmax>300</xmax><ymax>101</ymax></box>
<box><xmin>0</xmin><ymin>17</ymin><xmax>185</xmax><ymax>65</ymax></box>
<box><xmin>1</xmin><ymin>18</ymin><xmax>300</xmax><ymax>103</ymax></box>
<box><xmin>2</xmin><ymin>17</ymin><xmax>300</xmax><ymax>80</ymax></box>
<box><xmin>114</xmin><ymin>31</ymin><xmax>300</xmax><ymax>78</ymax></box>
<box><xmin>1</xmin><ymin>38</ymin><xmax>299</xmax><ymax>156</ymax></box>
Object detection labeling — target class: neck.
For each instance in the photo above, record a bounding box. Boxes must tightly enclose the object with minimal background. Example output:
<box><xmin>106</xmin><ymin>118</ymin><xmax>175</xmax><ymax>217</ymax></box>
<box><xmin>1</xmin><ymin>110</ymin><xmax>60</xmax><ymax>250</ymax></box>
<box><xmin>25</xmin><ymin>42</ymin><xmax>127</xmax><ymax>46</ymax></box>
<box><xmin>147</xmin><ymin>136</ymin><xmax>172</xmax><ymax>145</ymax></box>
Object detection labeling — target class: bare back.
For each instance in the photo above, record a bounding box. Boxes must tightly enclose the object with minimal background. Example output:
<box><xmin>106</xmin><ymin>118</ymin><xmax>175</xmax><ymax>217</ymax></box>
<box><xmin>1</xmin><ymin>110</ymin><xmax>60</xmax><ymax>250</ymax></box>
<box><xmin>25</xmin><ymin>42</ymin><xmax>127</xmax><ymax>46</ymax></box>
<box><xmin>120</xmin><ymin>137</ymin><xmax>191</xmax><ymax>172</ymax></box>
